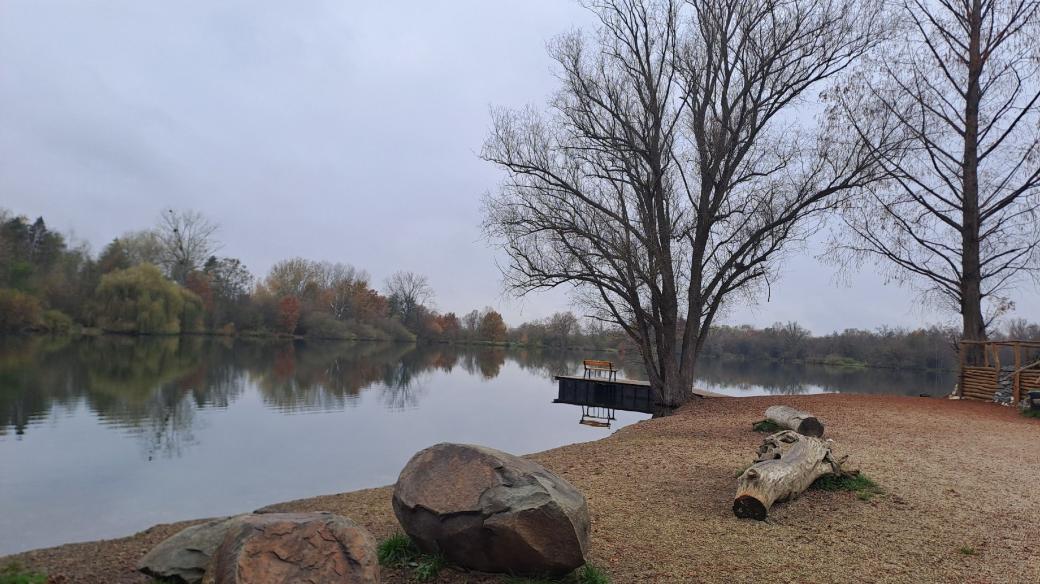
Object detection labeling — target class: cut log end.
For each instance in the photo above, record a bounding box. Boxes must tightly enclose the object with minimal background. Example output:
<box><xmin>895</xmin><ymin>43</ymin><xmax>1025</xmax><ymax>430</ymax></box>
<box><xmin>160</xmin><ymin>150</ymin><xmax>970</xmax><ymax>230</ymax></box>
<box><xmin>732</xmin><ymin>496</ymin><xmax>767</xmax><ymax>521</ymax></box>
<box><xmin>796</xmin><ymin>417</ymin><xmax>824</xmax><ymax>438</ymax></box>
<box><xmin>765</xmin><ymin>405</ymin><xmax>825</xmax><ymax>437</ymax></box>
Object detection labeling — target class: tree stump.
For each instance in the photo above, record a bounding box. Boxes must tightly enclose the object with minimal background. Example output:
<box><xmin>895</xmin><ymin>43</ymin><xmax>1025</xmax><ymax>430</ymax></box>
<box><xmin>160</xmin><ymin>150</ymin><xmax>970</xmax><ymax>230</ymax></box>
<box><xmin>733</xmin><ymin>430</ymin><xmax>840</xmax><ymax>520</ymax></box>
<box><xmin>765</xmin><ymin>405</ymin><xmax>824</xmax><ymax>437</ymax></box>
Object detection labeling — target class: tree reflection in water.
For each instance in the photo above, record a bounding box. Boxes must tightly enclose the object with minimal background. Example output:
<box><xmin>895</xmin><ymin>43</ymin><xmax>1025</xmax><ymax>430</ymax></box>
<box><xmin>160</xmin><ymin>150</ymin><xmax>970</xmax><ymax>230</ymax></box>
<box><xmin>0</xmin><ymin>337</ymin><xmax>955</xmax><ymax>459</ymax></box>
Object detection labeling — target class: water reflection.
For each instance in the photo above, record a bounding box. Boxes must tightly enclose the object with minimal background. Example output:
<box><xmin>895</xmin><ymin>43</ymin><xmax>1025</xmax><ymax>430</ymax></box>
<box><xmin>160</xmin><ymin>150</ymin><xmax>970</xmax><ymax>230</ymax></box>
<box><xmin>0</xmin><ymin>338</ymin><xmax>567</xmax><ymax>451</ymax></box>
<box><xmin>0</xmin><ymin>337</ymin><xmax>962</xmax><ymax>555</ymax></box>
<box><xmin>0</xmin><ymin>337</ymin><xmax>954</xmax><ymax>451</ymax></box>
<box><xmin>694</xmin><ymin>360</ymin><xmax>955</xmax><ymax>397</ymax></box>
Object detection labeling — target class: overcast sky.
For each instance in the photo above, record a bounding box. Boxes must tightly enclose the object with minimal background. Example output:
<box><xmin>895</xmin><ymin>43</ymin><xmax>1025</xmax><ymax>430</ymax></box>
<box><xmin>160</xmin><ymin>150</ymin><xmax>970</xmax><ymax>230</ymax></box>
<box><xmin>0</xmin><ymin>0</ymin><xmax>1035</xmax><ymax>333</ymax></box>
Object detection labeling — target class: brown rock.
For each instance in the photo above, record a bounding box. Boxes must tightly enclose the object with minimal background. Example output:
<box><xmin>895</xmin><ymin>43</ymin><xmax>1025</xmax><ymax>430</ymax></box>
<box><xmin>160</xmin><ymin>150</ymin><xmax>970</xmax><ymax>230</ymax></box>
<box><xmin>201</xmin><ymin>512</ymin><xmax>378</xmax><ymax>584</ymax></box>
<box><xmin>392</xmin><ymin>443</ymin><xmax>589</xmax><ymax>577</ymax></box>
<box><xmin>137</xmin><ymin>515</ymin><xmax>248</xmax><ymax>584</ymax></box>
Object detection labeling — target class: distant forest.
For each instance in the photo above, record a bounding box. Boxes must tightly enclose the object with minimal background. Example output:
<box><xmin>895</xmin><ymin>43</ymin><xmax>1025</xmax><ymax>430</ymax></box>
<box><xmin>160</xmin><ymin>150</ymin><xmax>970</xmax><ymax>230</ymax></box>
<box><xmin>1</xmin><ymin>208</ymin><xmax>1037</xmax><ymax>372</ymax></box>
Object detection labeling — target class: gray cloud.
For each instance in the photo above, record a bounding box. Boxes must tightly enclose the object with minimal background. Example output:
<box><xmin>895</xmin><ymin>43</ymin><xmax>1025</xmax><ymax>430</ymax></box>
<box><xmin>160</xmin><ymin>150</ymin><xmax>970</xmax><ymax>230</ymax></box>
<box><xmin>1</xmin><ymin>0</ymin><xmax>1034</xmax><ymax>332</ymax></box>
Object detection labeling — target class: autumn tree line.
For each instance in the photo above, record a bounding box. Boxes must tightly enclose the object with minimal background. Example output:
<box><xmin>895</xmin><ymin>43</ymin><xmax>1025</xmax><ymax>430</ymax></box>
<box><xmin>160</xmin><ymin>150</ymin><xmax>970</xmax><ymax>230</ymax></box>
<box><xmin>4</xmin><ymin>207</ymin><xmax>1038</xmax><ymax>372</ymax></box>
<box><xmin>0</xmin><ymin>208</ymin><xmax>516</xmax><ymax>342</ymax></box>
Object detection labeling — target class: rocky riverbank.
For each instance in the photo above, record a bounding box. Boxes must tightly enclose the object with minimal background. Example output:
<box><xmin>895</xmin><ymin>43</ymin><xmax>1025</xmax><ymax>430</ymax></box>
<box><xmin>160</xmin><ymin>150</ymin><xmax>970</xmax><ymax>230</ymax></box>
<box><xmin>5</xmin><ymin>394</ymin><xmax>1039</xmax><ymax>583</ymax></box>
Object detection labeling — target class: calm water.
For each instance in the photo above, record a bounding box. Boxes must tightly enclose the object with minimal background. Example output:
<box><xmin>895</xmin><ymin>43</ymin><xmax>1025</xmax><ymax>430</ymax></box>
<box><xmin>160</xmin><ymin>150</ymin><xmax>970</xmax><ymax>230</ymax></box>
<box><xmin>0</xmin><ymin>336</ymin><xmax>954</xmax><ymax>555</ymax></box>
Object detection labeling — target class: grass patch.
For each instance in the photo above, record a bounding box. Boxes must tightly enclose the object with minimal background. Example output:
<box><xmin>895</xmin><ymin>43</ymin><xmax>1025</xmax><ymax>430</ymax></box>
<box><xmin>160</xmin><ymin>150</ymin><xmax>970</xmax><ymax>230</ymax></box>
<box><xmin>0</xmin><ymin>563</ymin><xmax>46</xmax><ymax>584</ymax></box>
<box><xmin>812</xmin><ymin>473</ymin><xmax>883</xmax><ymax>500</ymax></box>
<box><xmin>505</xmin><ymin>563</ymin><xmax>610</xmax><ymax>584</ymax></box>
<box><xmin>413</xmin><ymin>554</ymin><xmax>446</xmax><ymax>582</ymax></box>
<box><xmin>1022</xmin><ymin>409</ymin><xmax>1040</xmax><ymax>419</ymax></box>
<box><xmin>378</xmin><ymin>532</ymin><xmax>420</xmax><ymax>567</ymax></box>
<box><xmin>958</xmin><ymin>546</ymin><xmax>976</xmax><ymax>556</ymax></box>
<box><xmin>377</xmin><ymin>533</ymin><xmax>446</xmax><ymax>581</ymax></box>
<box><xmin>752</xmin><ymin>419</ymin><xmax>782</xmax><ymax>433</ymax></box>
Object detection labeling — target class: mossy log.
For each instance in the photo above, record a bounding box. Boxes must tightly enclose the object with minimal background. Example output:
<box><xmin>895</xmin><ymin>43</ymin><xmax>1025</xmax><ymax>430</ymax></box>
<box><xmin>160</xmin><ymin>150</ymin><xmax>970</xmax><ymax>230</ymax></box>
<box><xmin>733</xmin><ymin>430</ymin><xmax>840</xmax><ymax>520</ymax></box>
<box><xmin>765</xmin><ymin>405</ymin><xmax>824</xmax><ymax>437</ymax></box>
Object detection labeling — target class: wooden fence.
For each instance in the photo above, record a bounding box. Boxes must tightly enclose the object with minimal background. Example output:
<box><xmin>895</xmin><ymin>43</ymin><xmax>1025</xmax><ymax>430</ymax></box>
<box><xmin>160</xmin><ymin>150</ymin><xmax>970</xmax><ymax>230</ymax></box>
<box><xmin>959</xmin><ymin>340</ymin><xmax>1040</xmax><ymax>403</ymax></box>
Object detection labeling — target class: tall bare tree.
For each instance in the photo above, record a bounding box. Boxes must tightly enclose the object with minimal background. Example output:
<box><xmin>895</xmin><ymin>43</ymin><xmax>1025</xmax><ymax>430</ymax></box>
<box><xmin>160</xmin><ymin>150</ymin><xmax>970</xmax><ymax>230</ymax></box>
<box><xmin>483</xmin><ymin>0</ymin><xmax>886</xmax><ymax>408</ymax></box>
<box><xmin>155</xmin><ymin>209</ymin><xmax>220</xmax><ymax>285</ymax></box>
<box><xmin>831</xmin><ymin>0</ymin><xmax>1040</xmax><ymax>355</ymax></box>
<box><xmin>385</xmin><ymin>270</ymin><xmax>434</xmax><ymax>325</ymax></box>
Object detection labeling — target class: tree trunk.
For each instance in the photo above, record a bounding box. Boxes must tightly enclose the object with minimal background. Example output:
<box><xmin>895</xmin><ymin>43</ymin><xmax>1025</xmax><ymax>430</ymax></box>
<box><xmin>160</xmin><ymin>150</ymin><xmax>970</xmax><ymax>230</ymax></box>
<box><xmin>654</xmin><ymin>373</ymin><xmax>691</xmax><ymax>411</ymax></box>
<box><xmin>960</xmin><ymin>0</ymin><xmax>987</xmax><ymax>366</ymax></box>
<box><xmin>765</xmin><ymin>405</ymin><xmax>824</xmax><ymax>437</ymax></box>
<box><xmin>733</xmin><ymin>430</ymin><xmax>840</xmax><ymax>520</ymax></box>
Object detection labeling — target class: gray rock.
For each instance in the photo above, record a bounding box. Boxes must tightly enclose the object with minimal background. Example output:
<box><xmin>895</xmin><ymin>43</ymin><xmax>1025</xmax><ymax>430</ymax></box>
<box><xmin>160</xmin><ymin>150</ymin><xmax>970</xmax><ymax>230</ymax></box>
<box><xmin>392</xmin><ymin>443</ymin><xmax>590</xmax><ymax>577</ymax></box>
<box><xmin>137</xmin><ymin>515</ymin><xmax>247</xmax><ymax>584</ymax></box>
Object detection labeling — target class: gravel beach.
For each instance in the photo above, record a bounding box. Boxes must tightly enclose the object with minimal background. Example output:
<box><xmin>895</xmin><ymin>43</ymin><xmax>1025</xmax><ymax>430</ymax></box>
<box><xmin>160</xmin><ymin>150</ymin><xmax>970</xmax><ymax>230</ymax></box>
<box><xmin>6</xmin><ymin>394</ymin><xmax>1039</xmax><ymax>583</ymax></box>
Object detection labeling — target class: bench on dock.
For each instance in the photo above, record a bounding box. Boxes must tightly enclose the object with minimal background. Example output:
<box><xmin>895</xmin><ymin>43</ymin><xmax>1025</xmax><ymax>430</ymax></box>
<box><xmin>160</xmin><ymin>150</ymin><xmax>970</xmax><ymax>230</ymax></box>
<box><xmin>583</xmin><ymin>359</ymin><xmax>618</xmax><ymax>381</ymax></box>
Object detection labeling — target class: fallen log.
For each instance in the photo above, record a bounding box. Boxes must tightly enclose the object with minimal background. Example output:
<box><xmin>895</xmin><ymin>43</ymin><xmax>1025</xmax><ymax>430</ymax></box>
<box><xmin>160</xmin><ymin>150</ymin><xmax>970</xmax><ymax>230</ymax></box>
<box><xmin>733</xmin><ymin>430</ymin><xmax>841</xmax><ymax>520</ymax></box>
<box><xmin>765</xmin><ymin>405</ymin><xmax>824</xmax><ymax>437</ymax></box>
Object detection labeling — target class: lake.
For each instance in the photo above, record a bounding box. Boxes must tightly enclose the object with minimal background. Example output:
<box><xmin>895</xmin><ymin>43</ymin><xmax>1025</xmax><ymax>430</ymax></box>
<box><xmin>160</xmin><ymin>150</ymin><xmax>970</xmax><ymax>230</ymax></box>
<box><xmin>0</xmin><ymin>336</ymin><xmax>954</xmax><ymax>555</ymax></box>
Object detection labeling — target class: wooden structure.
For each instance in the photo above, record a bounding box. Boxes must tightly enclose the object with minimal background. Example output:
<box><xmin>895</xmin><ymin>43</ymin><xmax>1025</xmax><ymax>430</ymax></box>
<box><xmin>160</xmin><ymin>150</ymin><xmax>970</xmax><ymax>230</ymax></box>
<box><xmin>959</xmin><ymin>340</ymin><xmax>1040</xmax><ymax>403</ymax></box>
<box><xmin>555</xmin><ymin>375</ymin><xmax>723</xmax><ymax>425</ymax></box>
<box><xmin>582</xmin><ymin>359</ymin><xmax>618</xmax><ymax>381</ymax></box>
<box><xmin>555</xmin><ymin>375</ymin><xmax>656</xmax><ymax>414</ymax></box>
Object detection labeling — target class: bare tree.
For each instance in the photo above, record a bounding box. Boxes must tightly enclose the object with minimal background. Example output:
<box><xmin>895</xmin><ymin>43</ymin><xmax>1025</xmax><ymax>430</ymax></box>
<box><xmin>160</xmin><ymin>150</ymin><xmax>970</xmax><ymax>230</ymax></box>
<box><xmin>831</xmin><ymin>0</ymin><xmax>1040</xmax><ymax>356</ymax></box>
<box><xmin>155</xmin><ymin>209</ymin><xmax>220</xmax><ymax>284</ymax></box>
<box><xmin>482</xmin><ymin>0</ymin><xmax>885</xmax><ymax>408</ymax></box>
<box><xmin>385</xmin><ymin>271</ymin><xmax>434</xmax><ymax>324</ymax></box>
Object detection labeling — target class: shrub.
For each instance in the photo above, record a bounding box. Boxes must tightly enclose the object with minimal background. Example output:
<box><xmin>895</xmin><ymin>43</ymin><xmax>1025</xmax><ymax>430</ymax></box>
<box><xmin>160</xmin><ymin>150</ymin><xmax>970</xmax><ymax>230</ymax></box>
<box><xmin>40</xmin><ymin>309</ymin><xmax>73</xmax><ymax>334</ymax></box>
<box><xmin>299</xmin><ymin>312</ymin><xmax>355</xmax><ymax>340</ymax></box>
<box><xmin>93</xmin><ymin>264</ymin><xmax>197</xmax><ymax>334</ymax></box>
<box><xmin>0</xmin><ymin>289</ymin><xmax>41</xmax><ymax>332</ymax></box>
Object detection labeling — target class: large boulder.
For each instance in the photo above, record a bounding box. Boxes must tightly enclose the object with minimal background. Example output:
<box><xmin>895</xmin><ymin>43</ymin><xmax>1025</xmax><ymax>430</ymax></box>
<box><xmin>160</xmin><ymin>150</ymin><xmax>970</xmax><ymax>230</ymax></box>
<box><xmin>392</xmin><ymin>443</ymin><xmax>589</xmax><ymax>577</ymax></box>
<box><xmin>201</xmin><ymin>512</ymin><xmax>378</xmax><ymax>584</ymax></box>
<box><xmin>138</xmin><ymin>515</ymin><xmax>248</xmax><ymax>584</ymax></box>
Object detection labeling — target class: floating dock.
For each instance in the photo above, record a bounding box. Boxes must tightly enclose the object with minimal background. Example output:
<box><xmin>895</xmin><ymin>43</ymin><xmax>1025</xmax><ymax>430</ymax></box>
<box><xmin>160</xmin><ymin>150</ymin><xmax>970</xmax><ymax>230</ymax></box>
<box><xmin>554</xmin><ymin>375</ymin><xmax>726</xmax><ymax>415</ymax></box>
<box><xmin>554</xmin><ymin>375</ymin><xmax>657</xmax><ymax>413</ymax></box>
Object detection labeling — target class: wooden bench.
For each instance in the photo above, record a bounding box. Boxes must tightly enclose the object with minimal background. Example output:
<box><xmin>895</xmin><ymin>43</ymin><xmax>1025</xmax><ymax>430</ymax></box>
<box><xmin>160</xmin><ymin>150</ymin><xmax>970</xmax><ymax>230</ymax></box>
<box><xmin>583</xmin><ymin>359</ymin><xmax>617</xmax><ymax>381</ymax></box>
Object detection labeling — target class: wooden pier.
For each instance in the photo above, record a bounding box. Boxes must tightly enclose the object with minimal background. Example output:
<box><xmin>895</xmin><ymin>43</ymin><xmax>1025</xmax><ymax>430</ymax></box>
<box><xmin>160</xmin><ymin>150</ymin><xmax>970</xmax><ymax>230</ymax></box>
<box><xmin>555</xmin><ymin>375</ymin><xmax>657</xmax><ymax>413</ymax></box>
<box><xmin>554</xmin><ymin>375</ymin><xmax>725</xmax><ymax>415</ymax></box>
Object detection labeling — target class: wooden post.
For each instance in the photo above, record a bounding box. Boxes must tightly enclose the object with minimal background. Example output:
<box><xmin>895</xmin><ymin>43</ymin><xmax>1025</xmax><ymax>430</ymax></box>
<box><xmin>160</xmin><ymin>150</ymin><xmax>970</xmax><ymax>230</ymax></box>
<box><xmin>958</xmin><ymin>341</ymin><xmax>966</xmax><ymax>397</ymax></box>
<box><xmin>1013</xmin><ymin>342</ymin><xmax>1022</xmax><ymax>405</ymax></box>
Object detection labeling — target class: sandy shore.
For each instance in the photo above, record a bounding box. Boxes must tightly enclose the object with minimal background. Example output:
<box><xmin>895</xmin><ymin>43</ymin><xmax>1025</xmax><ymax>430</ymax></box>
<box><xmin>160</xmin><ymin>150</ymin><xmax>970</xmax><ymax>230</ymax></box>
<box><xmin>5</xmin><ymin>394</ymin><xmax>1039</xmax><ymax>583</ymax></box>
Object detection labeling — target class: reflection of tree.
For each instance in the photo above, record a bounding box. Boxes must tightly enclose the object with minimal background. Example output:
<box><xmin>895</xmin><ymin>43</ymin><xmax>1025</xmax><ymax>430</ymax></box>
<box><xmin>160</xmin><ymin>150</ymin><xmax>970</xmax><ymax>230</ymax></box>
<box><xmin>0</xmin><ymin>336</ymin><xmax>239</xmax><ymax>457</ymax></box>
<box><xmin>137</xmin><ymin>388</ymin><xmax>198</xmax><ymax>460</ymax></box>
<box><xmin>254</xmin><ymin>341</ymin><xmax>416</xmax><ymax>412</ymax></box>
<box><xmin>694</xmin><ymin>360</ymin><xmax>956</xmax><ymax>396</ymax></box>
<box><xmin>458</xmin><ymin>348</ymin><xmax>507</xmax><ymax>380</ymax></box>
<box><xmin>1</xmin><ymin>337</ymin><xmax>958</xmax><ymax>459</ymax></box>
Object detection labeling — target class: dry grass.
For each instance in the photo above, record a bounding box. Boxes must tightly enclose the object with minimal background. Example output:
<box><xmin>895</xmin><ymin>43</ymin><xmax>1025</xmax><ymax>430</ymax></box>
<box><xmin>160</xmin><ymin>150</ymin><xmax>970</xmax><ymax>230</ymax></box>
<box><xmin>5</xmin><ymin>394</ymin><xmax>1039</xmax><ymax>583</ymax></box>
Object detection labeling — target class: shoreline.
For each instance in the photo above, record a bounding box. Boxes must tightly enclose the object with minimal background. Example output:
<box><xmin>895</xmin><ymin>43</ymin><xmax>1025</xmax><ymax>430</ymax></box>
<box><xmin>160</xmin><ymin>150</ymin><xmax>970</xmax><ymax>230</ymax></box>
<box><xmin>5</xmin><ymin>393</ymin><xmax>1039</xmax><ymax>583</ymax></box>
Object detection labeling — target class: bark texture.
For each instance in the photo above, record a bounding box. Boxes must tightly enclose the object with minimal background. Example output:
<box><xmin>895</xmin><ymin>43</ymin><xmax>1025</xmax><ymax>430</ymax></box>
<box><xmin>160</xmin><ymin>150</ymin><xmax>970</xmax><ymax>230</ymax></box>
<box><xmin>734</xmin><ymin>430</ymin><xmax>840</xmax><ymax>520</ymax></box>
<box><xmin>765</xmin><ymin>405</ymin><xmax>824</xmax><ymax>437</ymax></box>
